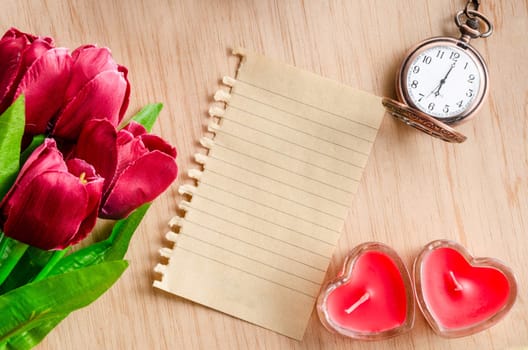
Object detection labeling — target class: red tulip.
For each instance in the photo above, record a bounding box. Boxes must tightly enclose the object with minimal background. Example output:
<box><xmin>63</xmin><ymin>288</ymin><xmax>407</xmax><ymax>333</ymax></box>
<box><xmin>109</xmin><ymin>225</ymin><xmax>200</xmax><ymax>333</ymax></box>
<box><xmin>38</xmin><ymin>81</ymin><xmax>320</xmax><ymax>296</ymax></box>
<box><xmin>0</xmin><ymin>28</ymin><xmax>72</xmax><ymax>135</ymax></box>
<box><xmin>74</xmin><ymin>119</ymin><xmax>177</xmax><ymax>219</ymax></box>
<box><xmin>0</xmin><ymin>28</ymin><xmax>47</xmax><ymax>111</ymax></box>
<box><xmin>0</xmin><ymin>139</ymin><xmax>104</xmax><ymax>250</ymax></box>
<box><xmin>52</xmin><ymin>45</ymin><xmax>130</xmax><ymax>140</ymax></box>
<box><xmin>1</xmin><ymin>28</ymin><xmax>130</xmax><ymax>140</ymax></box>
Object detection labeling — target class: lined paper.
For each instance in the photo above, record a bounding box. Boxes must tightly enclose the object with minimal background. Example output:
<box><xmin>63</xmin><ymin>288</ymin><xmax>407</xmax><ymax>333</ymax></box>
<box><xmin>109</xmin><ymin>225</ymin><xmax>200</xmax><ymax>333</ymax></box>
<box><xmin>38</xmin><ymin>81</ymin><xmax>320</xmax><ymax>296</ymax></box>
<box><xmin>154</xmin><ymin>48</ymin><xmax>385</xmax><ymax>340</ymax></box>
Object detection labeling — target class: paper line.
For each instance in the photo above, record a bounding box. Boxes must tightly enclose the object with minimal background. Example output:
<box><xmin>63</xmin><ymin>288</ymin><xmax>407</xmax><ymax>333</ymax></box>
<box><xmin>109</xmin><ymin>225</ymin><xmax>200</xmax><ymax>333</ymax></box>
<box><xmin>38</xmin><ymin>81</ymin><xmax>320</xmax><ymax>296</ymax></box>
<box><xmin>198</xmin><ymin>170</ymin><xmax>345</xmax><ymax>219</ymax></box>
<box><xmin>229</xmin><ymin>92</ymin><xmax>375</xmax><ymax>142</ymax></box>
<box><xmin>235</xmin><ymin>78</ymin><xmax>378</xmax><ymax>130</ymax></box>
<box><xmin>203</xmin><ymin>167</ymin><xmax>348</xmax><ymax>218</ymax></box>
<box><xmin>205</xmin><ymin>156</ymin><xmax>352</xmax><ymax>206</ymax></box>
<box><xmin>192</xmin><ymin>183</ymin><xmax>341</xmax><ymax>231</ymax></box>
<box><xmin>181</xmin><ymin>234</ymin><xmax>322</xmax><ymax>284</ymax></box>
<box><xmin>187</xmin><ymin>196</ymin><xmax>338</xmax><ymax>245</ymax></box>
<box><xmin>229</xmin><ymin>102</ymin><xmax>374</xmax><ymax>147</ymax></box>
<box><xmin>221</xmin><ymin>112</ymin><xmax>371</xmax><ymax>157</ymax></box>
<box><xmin>185</xmin><ymin>205</ymin><xmax>333</xmax><ymax>258</ymax></box>
<box><xmin>210</xmin><ymin>144</ymin><xmax>357</xmax><ymax>193</ymax></box>
<box><xmin>176</xmin><ymin>246</ymin><xmax>317</xmax><ymax>298</ymax></box>
<box><xmin>180</xmin><ymin>219</ymin><xmax>327</xmax><ymax>272</ymax></box>
<box><xmin>212</xmin><ymin>130</ymin><xmax>363</xmax><ymax>178</ymax></box>
<box><xmin>218</xmin><ymin>117</ymin><xmax>369</xmax><ymax>165</ymax></box>
<box><xmin>215</xmin><ymin>120</ymin><xmax>367</xmax><ymax>176</ymax></box>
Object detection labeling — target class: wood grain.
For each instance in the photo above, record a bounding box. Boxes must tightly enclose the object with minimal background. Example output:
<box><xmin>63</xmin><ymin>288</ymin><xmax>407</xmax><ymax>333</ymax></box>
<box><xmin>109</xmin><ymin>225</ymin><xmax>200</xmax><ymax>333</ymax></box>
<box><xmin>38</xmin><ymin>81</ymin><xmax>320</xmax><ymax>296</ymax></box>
<box><xmin>1</xmin><ymin>0</ymin><xmax>527</xmax><ymax>349</ymax></box>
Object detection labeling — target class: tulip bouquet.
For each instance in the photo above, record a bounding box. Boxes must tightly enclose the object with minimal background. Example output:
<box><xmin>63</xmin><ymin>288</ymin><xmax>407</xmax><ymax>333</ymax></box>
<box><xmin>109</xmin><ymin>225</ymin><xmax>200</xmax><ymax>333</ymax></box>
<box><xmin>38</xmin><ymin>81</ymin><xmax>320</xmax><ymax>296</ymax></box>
<box><xmin>0</xmin><ymin>28</ymin><xmax>177</xmax><ymax>349</ymax></box>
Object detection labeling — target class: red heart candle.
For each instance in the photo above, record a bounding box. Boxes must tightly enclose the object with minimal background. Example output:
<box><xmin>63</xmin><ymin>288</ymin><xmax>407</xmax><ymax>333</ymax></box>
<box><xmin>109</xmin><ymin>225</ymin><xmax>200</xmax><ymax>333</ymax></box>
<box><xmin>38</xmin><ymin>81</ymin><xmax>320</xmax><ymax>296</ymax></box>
<box><xmin>317</xmin><ymin>242</ymin><xmax>415</xmax><ymax>340</ymax></box>
<box><xmin>414</xmin><ymin>240</ymin><xmax>518</xmax><ymax>338</ymax></box>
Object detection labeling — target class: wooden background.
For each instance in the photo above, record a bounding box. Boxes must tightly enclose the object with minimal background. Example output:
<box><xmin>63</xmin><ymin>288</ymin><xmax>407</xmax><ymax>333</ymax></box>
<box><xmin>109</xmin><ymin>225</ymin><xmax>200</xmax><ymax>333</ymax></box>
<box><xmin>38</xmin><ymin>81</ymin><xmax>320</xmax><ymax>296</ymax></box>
<box><xmin>1</xmin><ymin>0</ymin><xmax>527</xmax><ymax>349</ymax></box>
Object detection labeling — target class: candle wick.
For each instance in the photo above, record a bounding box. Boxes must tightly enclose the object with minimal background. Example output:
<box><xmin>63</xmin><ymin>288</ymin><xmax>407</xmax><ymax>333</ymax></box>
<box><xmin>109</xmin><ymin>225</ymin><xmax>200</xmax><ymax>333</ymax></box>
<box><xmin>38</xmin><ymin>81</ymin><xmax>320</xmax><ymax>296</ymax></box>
<box><xmin>449</xmin><ymin>271</ymin><xmax>463</xmax><ymax>291</ymax></box>
<box><xmin>344</xmin><ymin>292</ymin><xmax>370</xmax><ymax>314</ymax></box>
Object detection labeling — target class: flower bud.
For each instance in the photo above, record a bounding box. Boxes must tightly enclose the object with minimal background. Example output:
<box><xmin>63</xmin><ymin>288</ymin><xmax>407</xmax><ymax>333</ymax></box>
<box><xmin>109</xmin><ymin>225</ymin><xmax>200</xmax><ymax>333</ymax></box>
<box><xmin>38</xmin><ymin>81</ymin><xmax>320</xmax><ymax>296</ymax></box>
<box><xmin>74</xmin><ymin>119</ymin><xmax>177</xmax><ymax>219</ymax></box>
<box><xmin>0</xmin><ymin>139</ymin><xmax>104</xmax><ymax>250</ymax></box>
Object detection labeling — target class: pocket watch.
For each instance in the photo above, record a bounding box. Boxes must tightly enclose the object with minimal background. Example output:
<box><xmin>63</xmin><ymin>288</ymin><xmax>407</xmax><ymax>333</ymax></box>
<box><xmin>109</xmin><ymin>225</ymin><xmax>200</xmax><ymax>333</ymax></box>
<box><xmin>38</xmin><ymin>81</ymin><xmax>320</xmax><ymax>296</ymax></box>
<box><xmin>383</xmin><ymin>0</ymin><xmax>493</xmax><ymax>143</ymax></box>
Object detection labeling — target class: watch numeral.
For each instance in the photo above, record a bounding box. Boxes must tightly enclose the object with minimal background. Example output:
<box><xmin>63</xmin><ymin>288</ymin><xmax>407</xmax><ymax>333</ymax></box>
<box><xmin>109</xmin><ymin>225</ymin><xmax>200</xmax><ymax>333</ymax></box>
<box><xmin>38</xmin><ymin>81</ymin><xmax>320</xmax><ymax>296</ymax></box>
<box><xmin>412</xmin><ymin>66</ymin><xmax>420</xmax><ymax>74</ymax></box>
<box><xmin>428</xmin><ymin>102</ymin><xmax>435</xmax><ymax>111</ymax></box>
<box><xmin>436</xmin><ymin>50</ymin><xmax>445</xmax><ymax>59</ymax></box>
<box><xmin>464</xmin><ymin>62</ymin><xmax>469</xmax><ymax>70</ymax></box>
<box><xmin>418</xmin><ymin>93</ymin><xmax>425</xmax><ymax>102</ymax></box>
<box><xmin>423</xmin><ymin>55</ymin><xmax>432</xmax><ymax>64</ymax></box>
<box><xmin>443</xmin><ymin>104</ymin><xmax>450</xmax><ymax>113</ymax></box>
<box><xmin>450</xmin><ymin>52</ymin><xmax>460</xmax><ymax>61</ymax></box>
<box><xmin>411</xmin><ymin>80</ymin><xmax>418</xmax><ymax>88</ymax></box>
<box><xmin>457</xmin><ymin>100</ymin><xmax>464</xmax><ymax>108</ymax></box>
<box><xmin>466</xmin><ymin>89</ymin><xmax>474</xmax><ymax>97</ymax></box>
<box><xmin>468</xmin><ymin>74</ymin><xmax>475</xmax><ymax>83</ymax></box>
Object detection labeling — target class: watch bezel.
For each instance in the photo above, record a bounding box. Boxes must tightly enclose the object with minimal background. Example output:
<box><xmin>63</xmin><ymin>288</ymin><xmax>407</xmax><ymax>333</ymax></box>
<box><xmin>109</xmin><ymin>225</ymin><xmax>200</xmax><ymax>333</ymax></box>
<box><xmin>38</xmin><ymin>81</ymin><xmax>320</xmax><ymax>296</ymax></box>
<box><xmin>396</xmin><ymin>36</ymin><xmax>489</xmax><ymax>125</ymax></box>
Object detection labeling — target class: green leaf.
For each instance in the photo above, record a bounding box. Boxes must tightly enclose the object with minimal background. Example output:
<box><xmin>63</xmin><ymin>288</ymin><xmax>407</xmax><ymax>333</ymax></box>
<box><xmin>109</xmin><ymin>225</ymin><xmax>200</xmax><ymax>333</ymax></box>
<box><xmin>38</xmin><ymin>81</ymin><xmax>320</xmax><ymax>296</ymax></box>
<box><xmin>0</xmin><ymin>96</ymin><xmax>26</xmax><ymax>199</ymax></box>
<box><xmin>103</xmin><ymin>203</ymin><xmax>150</xmax><ymax>261</ymax></box>
<box><xmin>0</xmin><ymin>246</ymin><xmax>55</xmax><ymax>294</ymax></box>
<box><xmin>131</xmin><ymin>103</ymin><xmax>163</xmax><ymax>132</ymax></box>
<box><xmin>30</xmin><ymin>249</ymin><xmax>69</xmax><ymax>283</ymax></box>
<box><xmin>48</xmin><ymin>204</ymin><xmax>150</xmax><ymax>276</ymax></box>
<box><xmin>0</xmin><ymin>315</ymin><xmax>64</xmax><ymax>350</ymax></box>
<box><xmin>0</xmin><ymin>235</ymin><xmax>28</xmax><ymax>287</ymax></box>
<box><xmin>0</xmin><ymin>260</ymin><xmax>128</xmax><ymax>345</ymax></box>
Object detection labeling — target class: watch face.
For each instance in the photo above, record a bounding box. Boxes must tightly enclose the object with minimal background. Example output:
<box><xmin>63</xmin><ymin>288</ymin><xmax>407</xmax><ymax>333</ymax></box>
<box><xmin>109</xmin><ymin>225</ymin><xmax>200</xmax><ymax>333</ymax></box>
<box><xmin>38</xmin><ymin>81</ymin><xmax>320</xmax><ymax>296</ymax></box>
<box><xmin>399</xmin><ymin>38</ymin><xmax>488</xmax><ymax>123</ymax></box>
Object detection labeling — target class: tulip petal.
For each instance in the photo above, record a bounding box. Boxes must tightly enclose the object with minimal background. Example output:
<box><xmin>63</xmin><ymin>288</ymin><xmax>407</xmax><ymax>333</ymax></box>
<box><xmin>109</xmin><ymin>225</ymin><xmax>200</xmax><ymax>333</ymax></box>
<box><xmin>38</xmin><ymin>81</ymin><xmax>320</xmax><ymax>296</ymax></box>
<box><xmin>65</xmin><ymin>158</ymin><xmax>105</xmax><ymax>245</ymax></box>
<box><xmin>140</xmin><ymin>134</ymin><xmax>177</xmax><ymax>158</ymax></box>
<box><xmin>66</xmin><ymin>157</ymin><xmax>101</xmax><ymax>181</ymax></box>
<box><xmin>74</xmin><ymin>119</ymin><xmax>118</xmax><ymax>192</ymax></box>
<box><xmin>101</xmin><ymin>151</ymin><xmax>177</xmax><ymax>219</ymax></box>
<box><xmin>0</xmin><ymin>36</ymin><xmax>27</xmax><ymax>109</ymax></box>
<box><xmin>1</xmin><ymin>28</ymin><xmax>51</xmax><ymax>46</ymax></box>
<box><xmin>122</xmin><ymin>122</ymin><xmax>177</xmax><ymax>158</ymax></box>
<box><xmin>4</xmin><ymin>139</ymin><xmax>67</xmax><ymax>202</ymax></box>
<box><xmin>53</xmin><ymin>70</ymin><xmax>128</xmax><ymax>139</ymax></box>
<box><xmin>115</xmin><ymin>130</ymin><xmax>148</xmax><ymax>178</ymax></box>
<box><xmin>71</xmin><ymin>44</ymin><xmax>95</xmax><ymax>58</ymax></box>
<box><xmin>1</xmin><ymin>27</ymin><xmax>37</xmax><ymax>41</ymax></box>
<box><xmin>1</xmin><ymin>40</ymin><xmax>55</xmax><ymax>114</ymax></box>
<box><xmin>2</xmin><ymin>171</ymin><xmax>92</xmax><ymax>250</ymax></box>
<box><xmin>66</xmin><ymin>46</ymin><xmax>118</xmax><ymax>101</ymax></box>
<box><xmin>117</xmin><ymin>65</ymin><xmax>130</xmax><ymax>121</ymax></box>
<box><xmin>123</xmin><ymin>120</ymin><xmax>146</xmax><ymax>137</ymax></box>
<box><xmin>18</xmin><ymin>39</ymin><xmax>54</xmax><ymax>75</ymax></box>
<box><xmin>0</xmin><ymin>32</ymin><xmax>53</xmax><ymax>112</ymax></box>
<box><xmin>15</xmin><ymin>48</ymin><xmax>73</xmax><ymax>135</ymax></box>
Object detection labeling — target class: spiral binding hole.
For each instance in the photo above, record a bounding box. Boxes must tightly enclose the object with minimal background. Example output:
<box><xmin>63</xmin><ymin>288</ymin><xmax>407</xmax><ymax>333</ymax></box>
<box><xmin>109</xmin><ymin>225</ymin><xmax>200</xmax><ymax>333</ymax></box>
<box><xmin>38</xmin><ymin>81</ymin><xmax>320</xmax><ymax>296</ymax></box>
<box><xmin>155</xmin><ymin>77</ymin><xmax>237</xmax><ymax>279</ymax></box>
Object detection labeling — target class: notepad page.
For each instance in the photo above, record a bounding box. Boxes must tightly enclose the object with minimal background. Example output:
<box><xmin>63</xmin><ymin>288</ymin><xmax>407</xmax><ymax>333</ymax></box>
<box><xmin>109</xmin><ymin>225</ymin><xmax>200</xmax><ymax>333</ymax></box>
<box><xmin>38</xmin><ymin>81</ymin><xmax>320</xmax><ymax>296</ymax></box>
<box><xmin>154</xmin><ymin>48</ymin><xmax>385</xmax><ymax>340</ymax></box>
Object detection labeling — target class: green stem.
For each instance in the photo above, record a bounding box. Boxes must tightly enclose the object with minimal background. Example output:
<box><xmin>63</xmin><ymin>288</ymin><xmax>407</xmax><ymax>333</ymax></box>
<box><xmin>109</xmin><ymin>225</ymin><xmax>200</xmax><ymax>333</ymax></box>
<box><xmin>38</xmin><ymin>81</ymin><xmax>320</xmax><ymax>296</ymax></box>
<box><xmin>31</xmin><ymin>248</ymin><xmax>69</xmax><ymax>283</ymax></box>
<box><xmin>0</xmin><ymin>233</ymin><xmax>29</xmax><ymax>286</ymax></box>
<box><xmin>0</xmin><ymin>232</ymin><xmax>9</xmax><ymax>260</ymax></box>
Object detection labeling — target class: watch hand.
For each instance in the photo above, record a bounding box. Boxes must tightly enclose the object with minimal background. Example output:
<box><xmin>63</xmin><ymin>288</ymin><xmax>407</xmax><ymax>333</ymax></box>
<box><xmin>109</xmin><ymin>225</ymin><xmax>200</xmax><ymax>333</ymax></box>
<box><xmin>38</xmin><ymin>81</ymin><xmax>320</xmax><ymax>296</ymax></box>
<box><xmin>425</xmin><ymin>63</ymin><xmax>456</xmax><ymax>99</ymax></box>
<box><xmin>442</xmin><ymin>63</ymin><xmax>456</xmax><ymax>80</ymax></box>
<box><xmin>436</xmin><ymin>63</ymin><xmax>456</xmax><ymax>95</ymax></box>
<box><xmin>426</xmin><ymin>79</ymin><xmax>445</xmax><ymax>98</ymax></box>
<box><xmin>426</xmin><ymin>84</ymin><xmax>440</xmax><ymax>99</ymax></box>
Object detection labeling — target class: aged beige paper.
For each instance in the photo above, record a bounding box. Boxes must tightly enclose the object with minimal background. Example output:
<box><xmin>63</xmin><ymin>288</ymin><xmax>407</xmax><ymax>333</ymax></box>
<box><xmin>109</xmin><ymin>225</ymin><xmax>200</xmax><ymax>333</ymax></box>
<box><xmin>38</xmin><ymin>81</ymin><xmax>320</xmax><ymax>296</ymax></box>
<box><xmin>154</xmin><ymin>48</ymin><xmax>385</xmax><ymax>340</ymax></box>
